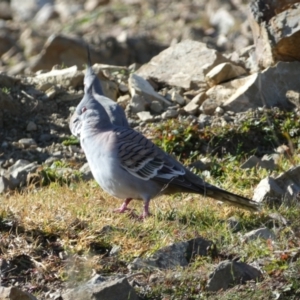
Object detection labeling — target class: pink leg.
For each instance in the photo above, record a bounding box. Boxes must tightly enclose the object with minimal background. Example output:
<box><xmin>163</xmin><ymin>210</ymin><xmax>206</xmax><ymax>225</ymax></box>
<box><xmin>140</xmin><ymin>200</ymin><xmax>151</xmax><ymax>219</ymax></box>
<box><xmin>114</xmin><ymin>198</ymin><xmax>132</xmax><ymax>213</ymax></box>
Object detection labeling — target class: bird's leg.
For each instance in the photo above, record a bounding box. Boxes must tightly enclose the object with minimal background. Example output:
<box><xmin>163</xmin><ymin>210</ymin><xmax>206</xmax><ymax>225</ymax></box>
<box><xmin>140</xmin><ymin>199</ymin><xmax>151</xmax><ymax>219</ymax></box>
<box><xmin>114</xmin><ymin>198</ymin><xmax>132</xmax><ymax>213</ymax></box>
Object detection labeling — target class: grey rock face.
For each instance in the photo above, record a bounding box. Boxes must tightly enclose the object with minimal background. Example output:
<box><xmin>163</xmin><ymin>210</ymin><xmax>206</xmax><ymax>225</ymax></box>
<box><xmin>207</xmin><ymin>260</ymin><xmax>262</xmax><ymax>291</ymax></box>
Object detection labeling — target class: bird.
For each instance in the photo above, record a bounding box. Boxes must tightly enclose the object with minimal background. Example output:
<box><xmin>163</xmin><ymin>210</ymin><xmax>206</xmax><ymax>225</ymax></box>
<box><xmin>69</xmin><ymin>46</ymin><xmax>128</xmax><ymax>138</ymax></box>
<box><xmin>75</xmin><ymin>85</ymin><xmax>260</xmax><ymax>219</ymax></box>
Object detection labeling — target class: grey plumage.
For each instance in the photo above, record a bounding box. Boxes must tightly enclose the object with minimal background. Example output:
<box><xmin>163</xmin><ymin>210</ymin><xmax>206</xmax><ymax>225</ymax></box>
<box><xmin>76</xmin><ymin>88</ymin><xmax>260</xmax><ymax>218</ymax></box>
<box><xmin>69</xmin><ymin>46</ymin><xmax>128</xmax><ymax>138</ymax></box>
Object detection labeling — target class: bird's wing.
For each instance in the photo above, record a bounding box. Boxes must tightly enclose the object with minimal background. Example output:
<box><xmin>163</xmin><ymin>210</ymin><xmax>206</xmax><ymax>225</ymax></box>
<box><xmin>115</xmin><ymin>127</ymin><xmax>185</xmax><ymax>181</ymax></box>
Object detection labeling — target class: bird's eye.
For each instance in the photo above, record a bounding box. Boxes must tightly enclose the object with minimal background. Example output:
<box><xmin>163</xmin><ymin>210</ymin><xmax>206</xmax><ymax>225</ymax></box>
<box><xmin>82</xmin><ymin>107</ymin><xmax>87</xmax><ymax>113</ymax></box>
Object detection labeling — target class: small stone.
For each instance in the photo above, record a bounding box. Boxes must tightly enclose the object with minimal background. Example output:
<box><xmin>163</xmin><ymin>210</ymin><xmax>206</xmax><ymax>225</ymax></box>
<box><xmin>150</xmin><ymin>101</ymin><xmax>163</xmax><ymax>113</ymax></box>
<box><xmin>200</xmin><ymin>98</ymin><xmax>219</xmax><ymax>115</ymax></box>
<box><xmin>183</xmin><ymin>101</ymin><xmax>199</xmax><ymax>115</ymax></box>
<box><xmin>62</xmin><ymin>276</ymin><xmax>139</xmax><ymax>300</ymax></box>
<box><xmin>241</xmin><ymin>155</ymin><xmax>261</xmax><ymax>169</ymax></box>
<box><xmin>26</xmin><ymin>121</ymin><xmax>37</xmax><ymax>131</ymax></box>
<box><xmin>188</xmin><ymin>160</ymin><xmax>209</xmax><ymax>171</ymax></box>
<box><xmin>206</xmin><ymin>260</ymin><xmax>262</xmax><ymax>292</ymax></box>
<box><xmin>243</xmin><ymin>227</ymin><xmax>276</xmax><ymax>241</ymax></box>
<box><xmin>161</xmin><ymin>109</ymin><xmax>179</xmax><ymax>119</ymax></box>
<box><xmin>215</xmin><ymin>107</ymin><xmax>224</xmax><ymax>115</ymax></box>
<box><xmin>171</xmin><ymin>91</ymin><xmax>185</xmax><ymax>105</ymax></box>
<box><xmin>18</xmin><ymin>138</ymin><xmax>37</xmax><ymax>148</ymax></box>
<box><xmin>129</xmin><ymin>73</ymin><xmax>171</xmax><ymax>106</ymax></box>
<box><xmin>117</xmin><ymin>94</ymin><xmax>130</xmax><ymax>109</ymax></box>
<box><xmin>252</xmin><ymin>176</ymin><xmax>283</xmax><ymax>203</ymax></box>
<box><xmin>129</xmin><ymin>94</ymin><xmax>147</xmax><ymax>113</ymax></box>
<box><xmin>119</xmin><ymin>82</ymin><xmax>129</xmax><ymax>93</ymax></box>
<box><xmin>206</xmin><ymin>62</ymin><xmax>246</xmax><ymax>87</ymax></box>
<box><xmin>191</xmin><ymin>92</ymin><xmax>206</xmax><ymax>105</ymax></box>
<box><xmin>1</xmin><ymin>141</ymin><xmax>8</xmax><ymax>148</ymax></box>
<box><xmin>110</xmin><ymin>245</ymin><xmax>121</xmax><ymax>257</ymax></box>
<box><xmin>0</xmin><ymin>286</ymin><xmax>37</xmax><ymax>300</ymax></box>
<box><xmin>137</xmin><ymin>111</ymin><xmax>154</xmax><ymax>122</ymax></box>
<box><xmin>198</xmin><ymin>114</ymin><xmax>212</xmax><ymax>127</ymax></box>
<box><xmin>0</xmin><ymin>176</ymin><xmax>10</xmax><ymax>194</ymax></box>
<box><xmin>260</xmin><ymin>153</ymin><xmax>280</xmax><ymax>170</ymax></box>
<box><xmin>52</xmin><ymin>151</ymin><xmax>62</xmax><ymax>157</ymax></box>
<box><xmin>39</xmin><ymin>134</ymin><xmax>52</xmax><ymax>142</ymax></box>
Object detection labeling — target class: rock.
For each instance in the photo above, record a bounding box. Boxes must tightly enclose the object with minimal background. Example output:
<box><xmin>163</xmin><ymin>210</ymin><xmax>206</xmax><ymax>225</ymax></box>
<box><xmin>128</xmin><ymin>237</ymin><xmax>213</xmax><ymax>270</ymax></box>
<box><xmin>109</xmin><ymin>245</ymin><xmax>121</xmax><ymax>257</ymax></box>
<box><xmin>171</xmin><ymin>91</ymin><xmax>185</xmax><ymax>105</ymax></box>
<box><xmin>55</xmin><ymin>2</ymin><xmax>83</xmax><ymax>21</ymax></box>
<box><xmin>206</xmin><ymin>260</ymin><xmax>262</xmax><ymax>292</ymax></box>
<box><xmin>137</xmin><ymin>111</ymin><xmax>154</xmax><ymax>122</ymax></box>
<box><xmin>29</xmin><ymin>34</ymin><xmax>100</xmax><ymax>72</ymax></box>
<box><xmin>253</xmin><ymin>166</ymin><xmax>300</xmax><ymax>204</ymax></box>
<box><xmin>0</xmin><ymin>1</ymin><xmax>12</xmax><ymax>20</ymax></box>
<box><xmin>33</xmin><ymin>3</ymin><xmax>58</xmax><ymax>25</ymax></box>
<box><xmin>209</xmin><ymin>7</ymin><xmax>235</xmax><ymax>36</ymax></box>
<box><xmin>0</xmin><ymin>176</ymin><xmax>10</xmax><ymax>194</ymax></box>
<box><xmin>18</xmin><ymin>138</ymin><xmax>37</xmax><ymax>148</ymax></box>
<box><xmin>183</xmin><ymin>101</ymin><xmax>199</xmax><ymax>115</ymax></box>
<box><xmin>161</xmin><ymin>109</ymin><xmax>179</xmax><ymax>119</ymax></box>
<box><xmin>29</xmin><ymin>65</ymin><xmax>83</xmax><ymax>89</ymax></box>
<box><xmin>241</xmin><ymin>154</ymin><xmax>279</xmax><ymax>170</ymax></box>
<box><xmin>191</xmin><ymin>92</ymin><xmax>206</xmax><ymax>105</ymax></box>
<box><xmin>0</xmin><ymin>286</ymin><xmax>37</xmax><ymax>300</ymax></box>
<box><xmin>206</xmin><ymin>62</ymin><xmax>246</xmax><ymax>87</ymax></box>
<box><xmin>150</xmin><ymin>100</ymin><xmax>163</xmax><ymax>113</ymax></box>
<box><xmin>252</xmin><ymin>176</ymin><xmax>284</xmax><ymax>203</ymax></box>
<box><xmin>26</xmin><ymin>121</ymin><xmax>37</xmax><ymax>131</ymax></box>
<box><xmin>286</xmin><ymin>90</ymin><xmax>300</xmax><ymax>108</ymax></box>
<box><xmin>85</xmin><ymin>0</ymin><xmax>110</xmax><ymax>11</ymax></box>
<box><xmin>62</xmin><ymin>275</ymin><xmax>139</xmax><ymax>300</ymax></box>
<box><xmin>0</xmin><ymin>74</ymin><xmax>20</xmax><ymax>87</ymax></box>
<box><xmin>198</xmin><ymin>114</ymin><xmax>212</xmax><ymax>127</ymax></box>
<box><xmin>200</xmin><ymin>98</ymin><xmax>219</xmax><ymax>115</ymax></box>
<box><xmin>8</xmin><ymin>159</ymin><xmax>39</xmax><ymax>189</ymax></box>
<box><xmin>249</xmin><ymin>1</ymin><xmax>300</xmax><ymax>68</ymax></box>
<box><xmin>243</xmin><ymin>227</ymin><xmax>276</xmax><ymax>241</ymax></box>
<box><xmin>136</xmin><ymin>40</ymin><xmax>229</xmax><ymax>89</ymax></box>
<box><xmin>10</xmin><ymin>0</ymin><xmax>54</xmax><ymax>21</ymax></box>
<box><xmin>129</xmin><ymin>73</ymin><xmax>171</xmax><ymax>107</ymax></box>
<box><xmin>79</xmin><ymin>163</ymin><xmax>93</xmax><ymax>181</ymax></box>
<box><xmin>241</xmin><ymin>155</ymin><xmax>261</xmax><ymax>169</ymax></box>
<box><xmin>188</xmin><ymin>160</ymin><xmax>209</xmax><ymax>171</ymax></box>
<box><xmin>129</xmin><ymin>94</ymin><xmax>147</xmax><ymax>113</ymax></box>
<box><xmin>0</xmin><ymin>89</ymin><xmax>20</xmax><ymax>117</ymax></box>
<box><xmin>206</xmin><ymin>61</ymin><xmax>300</xmax><ymax>113</ymax></box>
<box><xmin>260</xmin><ymin>153</ymin><xmax>280</xmax><ymax>170</ymax></box>
<box><xmin>215</xmin><ymin>106</ymin><xmax>224</xmax><ymax>116</ymax></box>
<box><xmin>117</xmin><ymin>94</ymin><xmax>130</xmax><ymax>109</ymax></box>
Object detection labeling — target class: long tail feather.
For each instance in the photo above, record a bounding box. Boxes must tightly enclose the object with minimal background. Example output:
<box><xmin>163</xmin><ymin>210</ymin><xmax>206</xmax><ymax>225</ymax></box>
<box><xmin>205</xmin><ymin>186</ymin><xmax>260</xmax><ymax>211</ymax></box>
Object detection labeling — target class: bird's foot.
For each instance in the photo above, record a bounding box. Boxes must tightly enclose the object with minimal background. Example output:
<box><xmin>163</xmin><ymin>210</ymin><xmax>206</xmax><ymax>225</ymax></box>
<box><xmin>113</xmin><ymin>206</ymin><xmax>132</xmax><ymax>213</ymax></box>
<box><xmin>138</xmin><ymin>203</ymin><xmax>151</xmax><ymax>219</ymax></box>
<box><xmin>113</xmin><ymin>198</ymin><xmax>132</xmax><ymax>213</ymax></box>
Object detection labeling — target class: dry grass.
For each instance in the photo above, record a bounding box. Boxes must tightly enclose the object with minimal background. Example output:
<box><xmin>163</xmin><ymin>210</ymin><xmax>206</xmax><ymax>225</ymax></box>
<box><xmin>1</xmin><ymin>152</ymin><xmax>300</xmax><ymax>298</ymax></box>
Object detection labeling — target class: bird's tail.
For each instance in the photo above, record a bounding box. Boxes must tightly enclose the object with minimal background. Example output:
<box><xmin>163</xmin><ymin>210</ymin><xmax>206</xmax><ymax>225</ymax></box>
<box><xmin>204</xmin><ymin>185</ymin><xmax>260</xmax><ymax>211</ymax></box>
